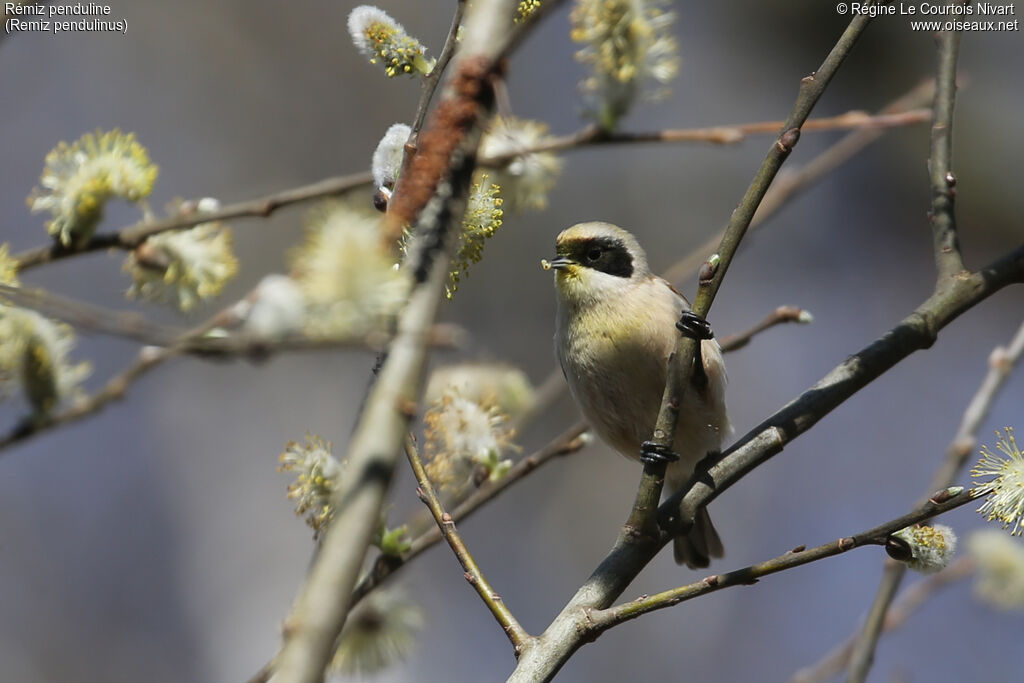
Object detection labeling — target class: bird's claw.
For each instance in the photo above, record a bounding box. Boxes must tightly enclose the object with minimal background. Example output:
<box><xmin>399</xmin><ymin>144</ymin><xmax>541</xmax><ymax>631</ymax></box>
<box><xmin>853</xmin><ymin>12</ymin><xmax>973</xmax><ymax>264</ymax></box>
<box><xmin>676</xmin><ymin>311</ymin><xmax>714</xmax><ymax>340</ymax></box>
<box><xmin>640</xmin><ymin>441</ymin><xmax>680</xmax><ymax>465</ymax></box>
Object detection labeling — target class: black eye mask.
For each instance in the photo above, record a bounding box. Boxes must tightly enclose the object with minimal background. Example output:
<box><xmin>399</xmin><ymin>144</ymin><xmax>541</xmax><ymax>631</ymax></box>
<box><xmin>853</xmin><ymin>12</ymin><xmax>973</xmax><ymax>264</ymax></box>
<box><xmin>560</xmin><ymin>236</ymin><xmax>634</xmax><ymax>278</ymax></box>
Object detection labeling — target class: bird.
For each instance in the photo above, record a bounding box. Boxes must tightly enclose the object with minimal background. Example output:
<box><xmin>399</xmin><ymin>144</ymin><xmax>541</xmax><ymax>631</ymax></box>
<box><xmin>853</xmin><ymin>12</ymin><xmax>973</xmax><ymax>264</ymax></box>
<box><xmin>546</xmin><ymin>221</ymin><xmax>730</xmax><ymax>568</ymax></box>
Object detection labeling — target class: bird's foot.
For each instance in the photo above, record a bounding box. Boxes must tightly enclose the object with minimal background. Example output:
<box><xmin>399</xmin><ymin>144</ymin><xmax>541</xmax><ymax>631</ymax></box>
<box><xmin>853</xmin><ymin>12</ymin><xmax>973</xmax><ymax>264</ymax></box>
<box><xmin>640</xmin><ymin>441</ymin><xmax>680</xmax><ymax>465</ymax></box>
<box><xmin>676</xmin><ymin>311</ymin><xmax>714</xmax><ymax>340</ymax></box>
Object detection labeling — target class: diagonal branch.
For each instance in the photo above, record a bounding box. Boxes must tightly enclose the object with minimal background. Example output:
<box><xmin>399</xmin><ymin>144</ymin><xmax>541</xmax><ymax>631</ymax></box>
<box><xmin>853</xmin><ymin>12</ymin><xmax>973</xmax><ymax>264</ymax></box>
<box><xmin>717</xmin><ymin>305</ymin><xmax>813</xmax><ymax>353</ymax></box>
<box><xmin>404</xmin><ymin>436</ymin><xmax>531</xmax><ymax>651</ymax></box>
<box><xmin>588</xmin><ymin>486</ymin><xmax>976</xmax><ymax>633</ymax></box>
<box><xmin>351</xmin><ymin>422</ymin><xmax>589</xmax><ymax>606</ymax></box>
<box><xmin>10</xmin><ymin>96</ymin><xmax>929</xmax><ymax>276</ymax></box>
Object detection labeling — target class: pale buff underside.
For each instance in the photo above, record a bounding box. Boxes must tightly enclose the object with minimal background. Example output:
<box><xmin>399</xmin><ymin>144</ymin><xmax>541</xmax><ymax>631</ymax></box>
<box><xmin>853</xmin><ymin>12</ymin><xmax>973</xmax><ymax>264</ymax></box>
<box><xmin>554</xmin><ymin>273</ymin><xmax>730</xmax><ymax>495</ymax></box>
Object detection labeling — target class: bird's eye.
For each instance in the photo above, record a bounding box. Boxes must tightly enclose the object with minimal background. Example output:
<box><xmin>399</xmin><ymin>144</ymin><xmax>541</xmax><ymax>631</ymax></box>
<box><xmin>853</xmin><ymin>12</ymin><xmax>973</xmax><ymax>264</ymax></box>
<box><xmin>586</xmin><ymin>248</ymin><xmax>602</xmax><ymax>262</ymax></box>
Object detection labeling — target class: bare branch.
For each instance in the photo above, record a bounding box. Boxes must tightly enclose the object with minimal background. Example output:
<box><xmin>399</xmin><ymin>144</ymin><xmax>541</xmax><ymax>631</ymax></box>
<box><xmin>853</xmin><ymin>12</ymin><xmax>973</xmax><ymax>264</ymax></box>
<box><xmin>352</xmin><ymin>422</ymin><xmax>588</xmax><ymax>605</ymax></box>
<box><xmin>661</xmin><ymin>80</ymin><xmax>936</xmax><ymax>286</ymax></box>
<box><xmin>927</xmin><ymin>29</ymin><xmax>966</xmax><ymax>282</ymax></box>
<box><xmin>482</xmin><ymin>109</ymin><xmax>930</xmax><ymax>166</ymax></box>
<box><xmin>588</xmin><ymin>487</ymin><xmax>977</xmax><ymax>633</ymax></box>
<box><xmin>410</xmin><ymin>0</ymin><xmax>467</xmax><ymax>136</ymax></box>
<box><xmin>717</xmin><ymin>305</ymin><xmax>813</xmax><ymax>353</ymax></box>
<box><xmin>404</xmin><ymin>436</ymin><xmax>532</xmax><ymax>651</ymax></box>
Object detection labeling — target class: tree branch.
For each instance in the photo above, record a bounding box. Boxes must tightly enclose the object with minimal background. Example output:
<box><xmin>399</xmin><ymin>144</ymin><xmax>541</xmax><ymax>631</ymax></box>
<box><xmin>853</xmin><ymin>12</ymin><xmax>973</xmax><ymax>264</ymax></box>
<box><xmin>410</xmin><ymin>0</ymin><xmax>466</xmax><ymax>136</ymax></box>
<box><xmin>351</xmin><ymin>422</ymin><xmax>589</xmax><ymax>605</ymax></box>
<box><xmin>12</xmin><ymin>171</ymin><xmax>373</xmax><ymax>272</ymax></box>
<box><xmin>661</xmin><ymin>80</ymin><xmax>936</xmax><ymax>285</ymax></box>
<box><xmin>588</xmin><ymin>486</ymin><xmax>976</xmax><ymax>633</ymax></box>
<box><xmin>10</xmin><ymin>101</ymin><xmax>929</xmax><ymax>276</ymax></box>
<box><xmin>927</xmin><ymin>29</ymin><xmax>965</xmax><ymax>282</ymax></box>
<box><xmin>404</xmin><ymin>436</ymin><xmax>531</xmax><ymax>652</ymax></box>
<box><xmin>481</xmin><ymin>109</ymin><xmax>930</xmax><ymax>166</ymax></box>
<box><xmin>717</xmin><ymin>305</ymin><xmax>813</xmax><ymax>353</ymax></box>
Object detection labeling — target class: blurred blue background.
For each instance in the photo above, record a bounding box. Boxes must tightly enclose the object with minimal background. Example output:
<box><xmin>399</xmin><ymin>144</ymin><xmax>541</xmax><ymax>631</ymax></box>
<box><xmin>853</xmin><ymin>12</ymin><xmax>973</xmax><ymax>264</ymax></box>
<box><xmin>1</xmin><ymin>1</ymin><xmax>1022</xmax><ymax>681</ymax></box>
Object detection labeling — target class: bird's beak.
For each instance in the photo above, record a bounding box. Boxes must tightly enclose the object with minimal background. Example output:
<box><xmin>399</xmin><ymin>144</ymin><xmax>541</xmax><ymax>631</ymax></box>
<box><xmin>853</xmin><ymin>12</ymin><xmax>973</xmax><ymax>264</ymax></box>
<box><xmin>546</xmin><ymin>257</ymin><xmax>574</xmax><ymax>271</ymax></box>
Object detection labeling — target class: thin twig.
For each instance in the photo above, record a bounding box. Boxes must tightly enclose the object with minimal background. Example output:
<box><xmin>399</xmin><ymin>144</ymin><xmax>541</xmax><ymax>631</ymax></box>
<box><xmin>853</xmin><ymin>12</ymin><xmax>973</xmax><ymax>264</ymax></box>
<box><xmin>792</xmin><ymin>556</ymin><xmax>974</xmax><ymax>683</ymax></box>
<box><xmin>482</xmin><ymin>109</ymin><xmax>931</xmax><ymax>167</ymax></box>
<box><xmin>0</xmin><ymin>345</ymin><xmax>170</xmax><ymax>453</ymax></box>
<box><xmin>404</xmin><ymin>436</ymin><xmax>532</xmax><ymax>652</ymax></box>
<box><xmin>13</xmin><ymin>171</ymin><xmax>373</xmax><ymax>272</ymax></box>
<box><xmin>717</xmin><ymin>305</ymin><xmax>813</xmax><ymax>353</ymax></box>
<box><xmin>845</xmin><ymin>25</ymin><xmax>968</xmax><ymax>683</ymax></box>
<box><xmin>588</xmin><ymin>486</ymin><xmax>977</xmax><ymax>633</ymax></box>
<box><xmin>0</xmin><ymin>319</ymin><xmax>462</xmax><ymax>456</ymax></box>
<box><xmin>410</xmin><ymin>0</ymin><xmax>466</xmax><ymax>136</ymax></box>
<box><xmin>0</xmin><ymin>283</ymin><xmax>463</xmax><ymax>354</ymax></box>
<box><xmin>351</xmin><ymin>421</ymin><xmax>589</xmax><ymax>605</ymax></box>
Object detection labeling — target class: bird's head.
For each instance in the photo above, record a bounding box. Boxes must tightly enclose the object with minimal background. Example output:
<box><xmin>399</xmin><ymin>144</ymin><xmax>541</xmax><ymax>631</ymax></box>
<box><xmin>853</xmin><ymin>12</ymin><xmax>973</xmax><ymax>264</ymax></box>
<box><xmin>544</xmin><ymin>221</ymin><xmax>650</xmax><ymax>307</ymax></box>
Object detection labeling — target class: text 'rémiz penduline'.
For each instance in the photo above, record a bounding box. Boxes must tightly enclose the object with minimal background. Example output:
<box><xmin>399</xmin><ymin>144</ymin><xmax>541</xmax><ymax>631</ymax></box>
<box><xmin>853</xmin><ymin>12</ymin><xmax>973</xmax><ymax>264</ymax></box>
<box><xmin>5</xmin><ymin>2</ymin><xmax>110</xmax><ymax>16</ymax></box>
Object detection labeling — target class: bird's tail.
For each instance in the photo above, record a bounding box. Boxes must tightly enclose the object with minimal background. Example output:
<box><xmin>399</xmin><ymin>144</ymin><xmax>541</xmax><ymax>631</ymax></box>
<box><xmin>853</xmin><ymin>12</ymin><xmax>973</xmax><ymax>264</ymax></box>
<box><xmin>673</xmin><ymin>506</ymin><xmax>724</xmax><ymax>569</ymax></box>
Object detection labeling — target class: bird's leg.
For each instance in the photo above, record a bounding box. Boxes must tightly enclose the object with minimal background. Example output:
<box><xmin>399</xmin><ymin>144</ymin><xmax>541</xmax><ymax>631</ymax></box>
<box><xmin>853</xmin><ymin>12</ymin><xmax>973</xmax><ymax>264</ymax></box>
<box><xmin>639</xmin><ymin>312</ymin><xmax>716</xmax><ymax>466</ymax></box>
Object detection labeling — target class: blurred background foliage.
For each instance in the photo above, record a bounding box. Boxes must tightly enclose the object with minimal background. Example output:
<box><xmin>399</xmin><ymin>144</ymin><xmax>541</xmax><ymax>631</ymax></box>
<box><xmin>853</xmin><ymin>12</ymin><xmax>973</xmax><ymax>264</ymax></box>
<box><xmin>1</xmin><ymin>1</ymin><xmax>1022</xmax><ymax>681</ymax></box>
